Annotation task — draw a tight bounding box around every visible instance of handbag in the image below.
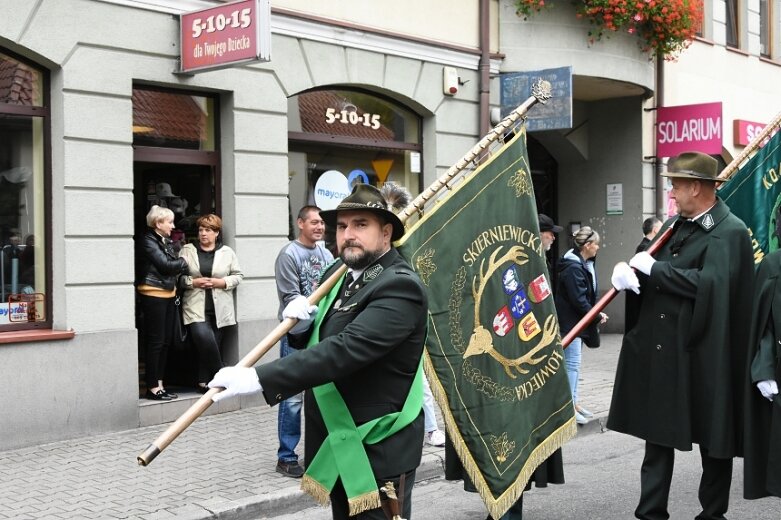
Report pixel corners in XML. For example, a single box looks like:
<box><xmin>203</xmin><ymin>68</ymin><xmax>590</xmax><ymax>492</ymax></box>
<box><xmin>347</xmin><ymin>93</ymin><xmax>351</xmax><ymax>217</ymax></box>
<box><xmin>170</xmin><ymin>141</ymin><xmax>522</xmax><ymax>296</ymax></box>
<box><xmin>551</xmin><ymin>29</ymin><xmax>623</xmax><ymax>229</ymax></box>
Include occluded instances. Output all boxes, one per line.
<box><xmin>584</xmin><ymin>321</ymin><xmax>601</xmax><ymax>349</ymax></box>
<box><xmin>171</xmin><ymin>293</ymin><xmax>189</xmax><ymax>350</ymax></box>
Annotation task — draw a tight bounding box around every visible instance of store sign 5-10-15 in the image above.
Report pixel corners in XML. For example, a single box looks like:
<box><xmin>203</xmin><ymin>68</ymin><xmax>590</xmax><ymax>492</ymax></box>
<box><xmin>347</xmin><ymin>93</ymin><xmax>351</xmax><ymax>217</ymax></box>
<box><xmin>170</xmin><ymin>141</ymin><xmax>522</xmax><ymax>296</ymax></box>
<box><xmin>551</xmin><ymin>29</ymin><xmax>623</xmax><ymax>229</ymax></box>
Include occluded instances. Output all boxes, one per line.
<box><xmin>180</xmin><ymin>0</ymin><xmax>271</xmax><ymax>73</ymax></box>
<box><xmin>191</xmin><ymin>8</ymin><xmax>252</xmax><ymax>38</ymax></box>
<box><xmin>325</xmin><ymin>108</ymin><xmax>381</xmax><ymax>130</ymax></box>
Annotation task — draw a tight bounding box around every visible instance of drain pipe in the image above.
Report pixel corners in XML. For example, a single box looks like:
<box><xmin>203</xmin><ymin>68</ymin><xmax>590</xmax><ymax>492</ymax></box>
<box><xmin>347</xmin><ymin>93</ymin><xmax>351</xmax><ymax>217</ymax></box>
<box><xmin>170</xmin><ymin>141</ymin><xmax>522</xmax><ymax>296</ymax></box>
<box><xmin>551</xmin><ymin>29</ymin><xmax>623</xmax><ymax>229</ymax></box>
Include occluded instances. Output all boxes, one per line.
<box><xmin>479</xmin><ymin>0</ymin><xmax>491</xmax><ymax>137</ymax></box>
<box><xmin>654</xmin><ymin>53</ymin><xmax>665</xmax><ymax>219</ymax></box>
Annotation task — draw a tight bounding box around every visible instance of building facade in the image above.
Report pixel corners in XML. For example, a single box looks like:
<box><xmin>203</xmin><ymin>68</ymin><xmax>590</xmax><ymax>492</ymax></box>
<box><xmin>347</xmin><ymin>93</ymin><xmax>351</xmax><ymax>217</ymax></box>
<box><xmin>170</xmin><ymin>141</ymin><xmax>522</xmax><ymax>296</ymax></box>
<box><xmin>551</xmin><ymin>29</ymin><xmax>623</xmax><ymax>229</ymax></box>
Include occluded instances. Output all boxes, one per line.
<box><xmin>0</xmin><ymin>0</ymin><xmax>500</xmax><ymax>449</ymax></box>
<box><xmin>1</xmin><ymin>0</ymin><xmax>778</xmax><ymax>448</ymax></box>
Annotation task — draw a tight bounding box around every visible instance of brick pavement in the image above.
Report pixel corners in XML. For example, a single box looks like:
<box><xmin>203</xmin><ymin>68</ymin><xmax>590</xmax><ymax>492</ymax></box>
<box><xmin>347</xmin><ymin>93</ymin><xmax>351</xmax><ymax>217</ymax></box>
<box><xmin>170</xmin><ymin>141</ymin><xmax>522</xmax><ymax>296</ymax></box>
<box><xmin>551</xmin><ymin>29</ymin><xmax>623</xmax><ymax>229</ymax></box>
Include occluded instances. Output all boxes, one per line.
<box><xmin>0</xmin><ymin>335</ymin><xmax>622</xmax><ymax>520</ymax></box>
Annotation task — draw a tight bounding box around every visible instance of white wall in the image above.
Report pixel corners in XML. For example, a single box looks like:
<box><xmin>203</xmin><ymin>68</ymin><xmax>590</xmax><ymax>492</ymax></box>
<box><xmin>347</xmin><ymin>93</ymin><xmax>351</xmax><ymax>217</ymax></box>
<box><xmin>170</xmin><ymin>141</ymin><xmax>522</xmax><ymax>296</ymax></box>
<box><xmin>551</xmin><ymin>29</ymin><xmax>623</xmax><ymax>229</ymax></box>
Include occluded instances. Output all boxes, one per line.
<box><xmin>274</xmin><ymin>0</ymin><xmax>487</xmax><ymax>50</ymax></box>
<box><xmin>664</xmin><ymin>40</ymin><xmax>781</xmax><ymax>161</ymax></box>
<box><xmin>0</xmin><ymin>0</ymin><xmax>484</xmax><ymax>447</ymax></box>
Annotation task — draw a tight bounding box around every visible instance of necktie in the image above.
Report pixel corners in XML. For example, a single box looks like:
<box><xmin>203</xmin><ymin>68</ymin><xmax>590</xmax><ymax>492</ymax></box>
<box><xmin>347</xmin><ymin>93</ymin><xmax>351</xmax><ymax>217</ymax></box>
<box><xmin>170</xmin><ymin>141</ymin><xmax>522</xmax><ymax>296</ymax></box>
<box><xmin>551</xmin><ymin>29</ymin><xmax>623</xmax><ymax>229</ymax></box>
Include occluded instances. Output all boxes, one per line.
<box><xmin>341</xmin><ymin>273</ymin><xmax>354</xmax><ymax>299</ymax></box>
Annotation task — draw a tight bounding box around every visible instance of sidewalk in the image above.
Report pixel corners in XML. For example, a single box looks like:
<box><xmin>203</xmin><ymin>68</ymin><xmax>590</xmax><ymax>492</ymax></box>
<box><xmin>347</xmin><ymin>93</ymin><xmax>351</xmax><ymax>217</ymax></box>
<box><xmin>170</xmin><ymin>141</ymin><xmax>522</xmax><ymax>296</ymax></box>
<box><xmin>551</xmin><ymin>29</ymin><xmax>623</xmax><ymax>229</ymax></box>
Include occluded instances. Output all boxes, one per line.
<box><xmin>0</xmin><ymin>335</ymin><xmax>622</xmax><ymax>520</ymax></box>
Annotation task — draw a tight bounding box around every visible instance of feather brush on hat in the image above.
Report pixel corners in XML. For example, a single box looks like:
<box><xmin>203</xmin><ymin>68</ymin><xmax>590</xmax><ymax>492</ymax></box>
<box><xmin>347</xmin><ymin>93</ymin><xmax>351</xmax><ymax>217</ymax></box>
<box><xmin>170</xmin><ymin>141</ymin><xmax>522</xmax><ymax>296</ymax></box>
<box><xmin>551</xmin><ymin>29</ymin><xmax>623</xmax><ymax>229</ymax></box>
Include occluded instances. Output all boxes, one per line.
<box><xmin>380</xmin><ymin>182</ymin><xmax>412</xmax><ymax>212</ymax></box>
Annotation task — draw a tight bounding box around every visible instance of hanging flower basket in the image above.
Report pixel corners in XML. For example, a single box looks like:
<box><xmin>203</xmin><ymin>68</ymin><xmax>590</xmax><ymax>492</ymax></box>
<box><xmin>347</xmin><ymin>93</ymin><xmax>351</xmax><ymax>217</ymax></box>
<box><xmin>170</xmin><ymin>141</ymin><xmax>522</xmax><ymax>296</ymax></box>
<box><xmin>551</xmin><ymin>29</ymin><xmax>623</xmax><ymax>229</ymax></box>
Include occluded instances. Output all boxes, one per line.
<box><xmin>514</xmin><ymin>0</ymin><xmax>703</xmax><ymax>59</ymax></box>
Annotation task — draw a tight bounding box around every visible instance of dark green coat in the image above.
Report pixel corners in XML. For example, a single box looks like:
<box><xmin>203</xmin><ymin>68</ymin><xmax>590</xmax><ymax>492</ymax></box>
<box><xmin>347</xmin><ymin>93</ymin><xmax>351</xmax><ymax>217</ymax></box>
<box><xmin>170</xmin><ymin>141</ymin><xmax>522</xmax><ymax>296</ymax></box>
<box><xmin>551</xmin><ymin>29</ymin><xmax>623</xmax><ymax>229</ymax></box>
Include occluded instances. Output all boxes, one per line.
<box><xmin>744</xmin><ymin>249</ymin><xmax>781</xmax><ymax>499</ymax></box>
<box><xmin>256</xmin><ymin>248</ymin><xmax>428</xmax><ymax>479</ymax></box>
<box><xmin>608</xmin><ymin>199</ymin><xmax>753</xmax><ymax>458</ymax></box>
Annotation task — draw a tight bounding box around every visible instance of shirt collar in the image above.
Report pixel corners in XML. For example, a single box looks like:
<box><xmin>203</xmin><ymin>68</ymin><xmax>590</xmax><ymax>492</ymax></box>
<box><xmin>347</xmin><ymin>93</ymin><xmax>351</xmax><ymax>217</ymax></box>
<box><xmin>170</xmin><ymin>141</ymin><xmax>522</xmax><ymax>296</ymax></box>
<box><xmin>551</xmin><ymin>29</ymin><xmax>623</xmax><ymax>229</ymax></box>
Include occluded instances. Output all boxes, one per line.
<box><xmin>346</xmin><ymin>248</ymin><xmax>391</xmax><ymax>282</ymax></box>
<box><xmin>688</xmin><ymin>202</ymin><xmax>717</xmax><ymax>222</ymax></box>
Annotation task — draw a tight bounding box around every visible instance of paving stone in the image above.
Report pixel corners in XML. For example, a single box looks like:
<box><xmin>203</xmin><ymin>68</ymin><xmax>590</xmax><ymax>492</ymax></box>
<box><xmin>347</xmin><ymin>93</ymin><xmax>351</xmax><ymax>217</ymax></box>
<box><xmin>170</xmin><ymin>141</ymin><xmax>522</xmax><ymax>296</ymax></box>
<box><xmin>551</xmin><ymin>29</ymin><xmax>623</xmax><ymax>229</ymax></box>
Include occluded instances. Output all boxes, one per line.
<box><xmin>0</xmin><ymin>335</ymin><xmax>621</xmax><ymax>519</ymax></box>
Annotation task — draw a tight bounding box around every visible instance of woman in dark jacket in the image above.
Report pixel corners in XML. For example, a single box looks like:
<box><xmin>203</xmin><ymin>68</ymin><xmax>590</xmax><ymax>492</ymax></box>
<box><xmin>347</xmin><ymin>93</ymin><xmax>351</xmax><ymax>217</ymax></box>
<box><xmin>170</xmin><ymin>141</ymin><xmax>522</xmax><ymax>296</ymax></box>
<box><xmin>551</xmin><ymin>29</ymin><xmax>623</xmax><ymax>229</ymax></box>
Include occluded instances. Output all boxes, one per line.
<box><xmin>136</xmin><ymin>205</ymin><xmax>188</xmax><ymax>400</ymax></box>
<box><xmin>554</xmin><ymin>226</ymin><xmax>607</xmax><ymax>424</ymax></box>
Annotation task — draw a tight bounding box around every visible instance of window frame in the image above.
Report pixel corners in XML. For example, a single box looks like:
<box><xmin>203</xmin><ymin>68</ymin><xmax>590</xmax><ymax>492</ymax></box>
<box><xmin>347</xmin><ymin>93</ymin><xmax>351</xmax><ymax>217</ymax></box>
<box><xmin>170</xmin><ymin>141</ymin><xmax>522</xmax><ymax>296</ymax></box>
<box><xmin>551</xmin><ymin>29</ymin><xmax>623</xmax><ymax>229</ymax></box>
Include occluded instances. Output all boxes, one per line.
<box><xmin>131</xmin><ymin>84</ymin><xmax>222</xmax><ymax>217</ymax></box>
<box><xmin>0</xmin><ymin>47</ymin><xmax>52</xmax><ymax>332</ymax></box>
<box><xmin>725</xmin><ymin>0</ymin><xmax>741</xmax><ymax>48</ymax></box>
<box><xmin>287</xmin><ymin>86</ymin><xmax>424</xmax><ymax>196</ymax></box>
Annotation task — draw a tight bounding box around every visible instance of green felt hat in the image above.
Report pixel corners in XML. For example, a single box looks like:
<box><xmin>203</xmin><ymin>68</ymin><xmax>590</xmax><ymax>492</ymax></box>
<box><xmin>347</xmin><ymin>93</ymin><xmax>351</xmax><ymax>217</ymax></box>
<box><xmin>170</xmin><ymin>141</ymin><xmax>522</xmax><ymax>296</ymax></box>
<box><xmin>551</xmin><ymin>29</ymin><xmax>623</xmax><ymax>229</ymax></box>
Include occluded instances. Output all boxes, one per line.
<box><xmin>320</xmin><ymin>184</ymin><xmax>405</xmax><ymax>241</ymax></box>
<box><xmin>662</xmin><ymin>152</ymin><xmax>718</xmax><ymax>181</ymax></box>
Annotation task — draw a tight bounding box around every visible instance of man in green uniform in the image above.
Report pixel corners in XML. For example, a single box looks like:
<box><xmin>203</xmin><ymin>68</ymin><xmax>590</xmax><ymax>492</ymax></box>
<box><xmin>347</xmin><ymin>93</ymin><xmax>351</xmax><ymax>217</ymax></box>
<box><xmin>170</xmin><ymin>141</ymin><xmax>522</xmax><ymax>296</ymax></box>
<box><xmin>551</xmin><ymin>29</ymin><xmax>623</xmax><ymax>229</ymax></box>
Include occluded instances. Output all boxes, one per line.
<box><xmin>608</xmin><ymin>152</ymin><xmax>754</xmax><ymax>520</ymax></box>
<box><xmin>743</xmin><ymin>213</ymin><xmax>781</xmax><ymax>500</ymax></box>
<box><xmin>208</xmin><ymin>184</ymin><xmax>428</xmax><ymax>520</ymax></box>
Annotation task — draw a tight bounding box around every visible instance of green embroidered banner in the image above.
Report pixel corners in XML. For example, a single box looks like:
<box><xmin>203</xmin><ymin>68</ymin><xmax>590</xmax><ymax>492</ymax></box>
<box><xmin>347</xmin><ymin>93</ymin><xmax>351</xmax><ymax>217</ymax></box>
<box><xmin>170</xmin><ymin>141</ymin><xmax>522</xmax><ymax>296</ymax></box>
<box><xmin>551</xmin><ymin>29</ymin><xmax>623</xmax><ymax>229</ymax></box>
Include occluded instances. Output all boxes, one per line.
<box><xmin>719</xmin><ymin>128</ymin><xmax>781</xmax><ymax>263</ymax></box>
<box><xmin>396</xmin><ymin>129</ymin><xmax>576</xmax><ymax>519</ymax></box>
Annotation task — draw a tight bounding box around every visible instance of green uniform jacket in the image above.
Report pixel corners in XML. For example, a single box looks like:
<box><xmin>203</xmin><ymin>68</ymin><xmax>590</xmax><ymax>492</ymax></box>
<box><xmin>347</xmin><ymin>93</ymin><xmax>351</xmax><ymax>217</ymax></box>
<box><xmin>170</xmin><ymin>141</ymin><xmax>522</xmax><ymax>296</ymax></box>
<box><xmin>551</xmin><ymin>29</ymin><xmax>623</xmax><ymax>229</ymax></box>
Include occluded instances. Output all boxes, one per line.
<box><xmin>256</xmin><ymin>248</ymin><xmax>428</xmax><ymax>479</ymax></box>
<box><xmin>744</xmin><ymin>249</ymin><xmax>781</xmax><ymax>499</ymax></box>
<box><xmin>608</xmin><ymin>199</ymin><xmax>753</xmax><ymax>458</ymax></box>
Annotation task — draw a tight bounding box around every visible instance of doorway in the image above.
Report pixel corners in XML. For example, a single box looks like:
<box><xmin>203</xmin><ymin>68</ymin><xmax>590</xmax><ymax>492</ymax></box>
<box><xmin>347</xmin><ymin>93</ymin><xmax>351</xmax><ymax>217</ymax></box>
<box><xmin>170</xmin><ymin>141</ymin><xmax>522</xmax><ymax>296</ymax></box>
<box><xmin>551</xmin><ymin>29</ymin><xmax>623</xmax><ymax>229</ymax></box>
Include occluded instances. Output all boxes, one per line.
<box><xmin>133</xmin><ymin>162</ymin><xmax>217</xmax><ymax>395</ymax></box>
<box><xmin>528</xmin><ymin>135</ymin><xmax>559</xmax><ymax>281</ymax></box>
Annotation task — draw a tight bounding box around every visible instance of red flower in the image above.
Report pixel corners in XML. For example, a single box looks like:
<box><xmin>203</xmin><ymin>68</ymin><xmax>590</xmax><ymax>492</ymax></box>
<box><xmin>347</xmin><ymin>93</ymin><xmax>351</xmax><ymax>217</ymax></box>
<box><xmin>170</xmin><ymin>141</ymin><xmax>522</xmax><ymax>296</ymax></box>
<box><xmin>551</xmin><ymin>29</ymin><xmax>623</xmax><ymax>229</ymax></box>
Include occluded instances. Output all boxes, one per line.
<box><xmin>513</xmin><ymin>0</ymin><xmax>702</xmax><ymax>59</ymax></box>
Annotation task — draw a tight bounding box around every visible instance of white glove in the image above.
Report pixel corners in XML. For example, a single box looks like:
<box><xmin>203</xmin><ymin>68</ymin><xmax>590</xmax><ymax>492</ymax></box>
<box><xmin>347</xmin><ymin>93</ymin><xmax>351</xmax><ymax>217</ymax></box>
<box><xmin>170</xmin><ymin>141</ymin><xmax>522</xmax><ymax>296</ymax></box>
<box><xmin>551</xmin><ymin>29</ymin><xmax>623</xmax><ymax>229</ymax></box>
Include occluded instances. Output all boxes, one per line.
<box><xmin>282</xmin><ymin>295</ymin><xmax>318</xmax><ymax>321</ymax></box>
<box><xmin>629</xmin><ymin>252</ymin><xmax>656</xmax><ymax>276</ymax></box>
<box><xmin>208</xmin><ymin>366</ymin><xmax>262</xmax><ymax>403</ymax></box>
<box><xmin>757</xmin><ymin>379</ymin><xmax>779</xmax><ymax>401</ymax></box>
<box><xmin>611</xmin><ymin>262</ymin><xmax>640</xmax><ymax>294</ymax></box>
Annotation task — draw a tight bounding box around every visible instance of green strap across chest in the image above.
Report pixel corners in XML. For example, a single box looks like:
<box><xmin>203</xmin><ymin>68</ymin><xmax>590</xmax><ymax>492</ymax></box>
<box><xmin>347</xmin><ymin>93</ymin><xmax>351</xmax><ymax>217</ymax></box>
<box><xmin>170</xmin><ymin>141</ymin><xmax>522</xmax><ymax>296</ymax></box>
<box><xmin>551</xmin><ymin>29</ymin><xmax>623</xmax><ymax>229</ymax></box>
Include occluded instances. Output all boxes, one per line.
<box><xmin>301</xmin><ymin>271</ymin><xmax>424</xmax><ymax>516</ymax></box>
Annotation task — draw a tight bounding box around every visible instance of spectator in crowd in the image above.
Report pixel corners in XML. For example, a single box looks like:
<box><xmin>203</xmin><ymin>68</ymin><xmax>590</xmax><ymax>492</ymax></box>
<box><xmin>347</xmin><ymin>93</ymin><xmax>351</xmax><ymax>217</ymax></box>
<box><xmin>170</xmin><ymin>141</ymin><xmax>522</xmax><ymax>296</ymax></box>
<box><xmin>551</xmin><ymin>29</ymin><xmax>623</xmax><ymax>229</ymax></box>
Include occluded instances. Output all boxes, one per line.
<box><xmin>273</xmin><ymin>205</ymin><xmax>333</xmax><ymax>478</ymax></box>
<box><xmin>538</xmin><ymin>213</ymin><xmax>563</xmax><ymax>254</ymax></box>
<box><xmin>555</xmin><ymin>226</ymin><xmax>607</xmax><ymax>425</ymax></box>
<box><xmin>179</xmin><ymin>214</ymin><xmax>243</xmax><ymax>393</ymax></box>
<box><xmin>136</xmin><ymin>205</ymin><xmax>188</xmax><ymax>400</ymax></box>
<box><xmin>422</xmin><ymin>375</ymin><xmax>445</xmax><ymax>447</ymax></box>
<box><xmin>538</xmin><ymin>213</ymin><xmax>562</xmax><ymax>286</ymax></box>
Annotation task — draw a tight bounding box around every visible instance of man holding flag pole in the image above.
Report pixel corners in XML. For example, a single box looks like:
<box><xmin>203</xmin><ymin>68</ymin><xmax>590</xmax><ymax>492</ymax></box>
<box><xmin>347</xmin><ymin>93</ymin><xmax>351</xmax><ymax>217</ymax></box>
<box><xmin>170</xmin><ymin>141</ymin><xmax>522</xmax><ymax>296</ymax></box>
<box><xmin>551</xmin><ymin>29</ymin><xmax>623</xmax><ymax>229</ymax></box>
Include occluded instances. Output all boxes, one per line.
<box><xmin>137</xmin><ymin>80</ymin><xmax>560</xmax><ymax>520</ymax></box>
<box><xmin>609</xmin><ymin>151</ymin><xmax>754</xmax><ymax>520</ymax></box>
<box><xmin>716</xmin><ymin>110</ymin><xmax>781</xmax><ymax>500</ymax></box>
<box><xmin>208</xmin><ymin>183</ymin><xmax>429</xmax><ymax>519</ymax></box>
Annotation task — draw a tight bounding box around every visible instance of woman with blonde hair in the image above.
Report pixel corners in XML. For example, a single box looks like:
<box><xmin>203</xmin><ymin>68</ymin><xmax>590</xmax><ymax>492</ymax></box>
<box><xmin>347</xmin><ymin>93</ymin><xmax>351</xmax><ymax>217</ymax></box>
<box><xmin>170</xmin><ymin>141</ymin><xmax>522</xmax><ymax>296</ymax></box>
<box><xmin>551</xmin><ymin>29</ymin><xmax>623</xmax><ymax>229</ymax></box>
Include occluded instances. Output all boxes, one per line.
<box><xmin>136</xmin><ymin>205</ymin><xmax>189</xmax><ymax>400</ymax></box>
<box><xmin>179</xmin><ymin>214</ymin><xmax>243</xmax><ymax>392</ymax></box>
<box><xmin>554</xmin><ymin>225</ymin><xmax>608</xmax><ymax>424</ymax></box>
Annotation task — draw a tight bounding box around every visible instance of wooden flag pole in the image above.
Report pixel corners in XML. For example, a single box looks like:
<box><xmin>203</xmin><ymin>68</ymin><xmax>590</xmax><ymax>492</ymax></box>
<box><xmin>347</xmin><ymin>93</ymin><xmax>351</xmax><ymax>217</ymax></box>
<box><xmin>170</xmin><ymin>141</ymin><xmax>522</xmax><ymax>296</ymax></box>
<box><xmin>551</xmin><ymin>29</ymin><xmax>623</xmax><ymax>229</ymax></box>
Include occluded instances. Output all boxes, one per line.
<box><xmin>137</xmin><ymin>80</ymin><xmax>553</xmax><ymax>466</ymax></box>
<box><xmin>562</xmin><ymin>108</ymin><xmax>781</xmax><ymax>348</ymax></box>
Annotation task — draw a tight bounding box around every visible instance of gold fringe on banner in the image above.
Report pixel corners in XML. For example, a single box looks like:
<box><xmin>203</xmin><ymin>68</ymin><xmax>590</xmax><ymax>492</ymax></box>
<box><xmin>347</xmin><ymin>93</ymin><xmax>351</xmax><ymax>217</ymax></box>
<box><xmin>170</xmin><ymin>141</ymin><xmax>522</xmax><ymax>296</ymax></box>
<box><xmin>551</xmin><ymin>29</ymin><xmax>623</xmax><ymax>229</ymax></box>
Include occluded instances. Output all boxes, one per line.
<box><xmin>424</xmin><ymin>352</ymin><xmax>578</xmax><ymax>519</ymax></box>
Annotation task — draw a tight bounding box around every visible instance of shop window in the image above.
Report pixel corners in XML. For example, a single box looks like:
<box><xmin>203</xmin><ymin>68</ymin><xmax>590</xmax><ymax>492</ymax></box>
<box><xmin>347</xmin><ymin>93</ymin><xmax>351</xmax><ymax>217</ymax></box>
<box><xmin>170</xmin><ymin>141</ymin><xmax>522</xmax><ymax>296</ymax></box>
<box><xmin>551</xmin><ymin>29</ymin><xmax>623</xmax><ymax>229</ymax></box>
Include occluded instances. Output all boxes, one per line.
<box><xmin>132</xmin><ymin>86</ymin><xmax>219</xmax><ymax>244</ymax></box>
<box><xmin>132</xmin><ymin>88</ymin><xmax>215</xmax><ymax>151</ymax></box>
<box><xmin>0</xmin><ymin>49</ymin><xmax>49</xmax><ymax>330</ymax></box>
<box><xmin>287</xmin><ymin>88</ymin><xmax>423</xmax><ymax>229</ymax></box>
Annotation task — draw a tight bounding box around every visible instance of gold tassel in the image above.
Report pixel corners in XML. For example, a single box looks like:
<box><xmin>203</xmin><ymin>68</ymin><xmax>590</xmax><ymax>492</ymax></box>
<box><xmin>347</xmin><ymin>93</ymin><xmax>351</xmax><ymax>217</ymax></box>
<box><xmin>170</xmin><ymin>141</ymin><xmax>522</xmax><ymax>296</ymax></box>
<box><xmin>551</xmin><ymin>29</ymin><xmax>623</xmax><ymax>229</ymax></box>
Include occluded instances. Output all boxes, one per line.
<box><xmin>424</xmin><ymin>351</ymin><xmax>578</xmax><ymax>520</ymax></box>
<box><xmin>301</xmin><ymin>474</ymin><xmax>331</xmax><ymax>507</ymax></box>
<box><xmin>347</xmin><ymin>490</ymin><xmax>382</xmax><ymax>516</ymax></box>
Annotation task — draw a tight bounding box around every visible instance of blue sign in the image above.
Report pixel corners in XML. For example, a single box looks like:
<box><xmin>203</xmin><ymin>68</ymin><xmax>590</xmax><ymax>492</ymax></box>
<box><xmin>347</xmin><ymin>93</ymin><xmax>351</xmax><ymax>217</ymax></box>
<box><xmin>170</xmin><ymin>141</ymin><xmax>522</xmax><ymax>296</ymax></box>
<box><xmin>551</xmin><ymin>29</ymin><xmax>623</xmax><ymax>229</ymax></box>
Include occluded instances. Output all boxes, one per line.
<box><xmin>347</xmin><ymin>169</ymin><xmax>370</xmax><ymax>187</ymax></box>
<box><xmin>500</xmin><ymin>66</ymin><xmax>573</xmax><ymax>131</ymax></box>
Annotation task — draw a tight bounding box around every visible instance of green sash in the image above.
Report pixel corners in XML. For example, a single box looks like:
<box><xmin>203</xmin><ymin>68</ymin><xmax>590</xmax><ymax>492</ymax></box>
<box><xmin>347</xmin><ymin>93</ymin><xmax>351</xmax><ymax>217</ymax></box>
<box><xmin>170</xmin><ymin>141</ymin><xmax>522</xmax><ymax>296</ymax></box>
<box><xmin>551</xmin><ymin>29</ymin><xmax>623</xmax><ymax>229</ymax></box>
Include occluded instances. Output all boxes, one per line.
<box><xmin>301</xmin><ymin>272</ymin><xmax>424</xmax><ymax>516</ymax></box>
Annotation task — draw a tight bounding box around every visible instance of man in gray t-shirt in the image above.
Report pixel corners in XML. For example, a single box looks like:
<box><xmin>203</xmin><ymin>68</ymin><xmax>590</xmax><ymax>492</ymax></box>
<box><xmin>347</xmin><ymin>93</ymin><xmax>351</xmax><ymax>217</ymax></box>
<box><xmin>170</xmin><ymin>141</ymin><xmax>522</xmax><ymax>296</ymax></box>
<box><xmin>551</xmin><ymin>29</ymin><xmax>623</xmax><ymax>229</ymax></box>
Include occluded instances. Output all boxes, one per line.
<box><xmin>273</xmin><ymin>205</ymin><xmax>333</xmax><ymax>478</ymax></box>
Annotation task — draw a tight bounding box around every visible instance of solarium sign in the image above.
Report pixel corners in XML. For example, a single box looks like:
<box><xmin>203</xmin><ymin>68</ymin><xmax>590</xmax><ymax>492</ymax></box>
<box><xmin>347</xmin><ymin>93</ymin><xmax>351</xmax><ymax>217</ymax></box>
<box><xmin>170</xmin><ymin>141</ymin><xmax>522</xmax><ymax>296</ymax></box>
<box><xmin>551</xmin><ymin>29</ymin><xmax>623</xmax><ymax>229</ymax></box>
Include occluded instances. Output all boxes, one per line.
<box><xmin>657</xmin><ymin>102</ymin><xmax>722</xmax><ymax>158</ymax></box>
